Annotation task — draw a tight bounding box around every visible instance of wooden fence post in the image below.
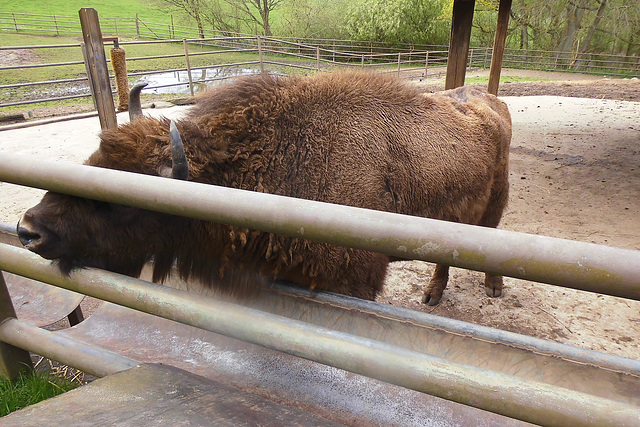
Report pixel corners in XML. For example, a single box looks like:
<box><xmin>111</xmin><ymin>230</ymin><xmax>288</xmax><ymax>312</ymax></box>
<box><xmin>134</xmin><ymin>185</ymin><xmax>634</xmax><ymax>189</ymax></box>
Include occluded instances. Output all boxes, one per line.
<box><xmin>316</xmin><ymin>46</ymin><xmax>320</xmax><ymax>72</ymax></box>
<box><xmin>257</xmin><ymin>36</ymin><xmax>264</xmax><ymax>73</ymax></box>
<box><xmin>425</xmin><ymin>51</ymin><xmax>429</xmax><ymax>79</ymax></box>
<box><xmin>79</xmin><ymin>8</ymin><xmax>117</xmax><ymax>130</ymax></box>
<box><xmin>0</xmin><ymin>272</ymin><xmax>33</xmax><ymax>380</ymax></box>
<box><xmin>183</xmin><ymin>39</ymin><xmax>194</xmax><ymax>96</ymax></box>
<box><xmin>397</xmin><ymin>52</ymin><xmax>402</xmax><ymax>77</ymax></box>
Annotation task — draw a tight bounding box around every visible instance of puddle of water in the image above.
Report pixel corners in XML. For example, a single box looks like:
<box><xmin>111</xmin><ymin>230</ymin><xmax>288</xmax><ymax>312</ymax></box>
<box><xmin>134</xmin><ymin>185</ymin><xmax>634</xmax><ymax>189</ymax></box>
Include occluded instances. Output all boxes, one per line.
<box><xmin>139</xmin><ymin>67</ymin><xmax>261</xmax><ymax>94</ymax></box>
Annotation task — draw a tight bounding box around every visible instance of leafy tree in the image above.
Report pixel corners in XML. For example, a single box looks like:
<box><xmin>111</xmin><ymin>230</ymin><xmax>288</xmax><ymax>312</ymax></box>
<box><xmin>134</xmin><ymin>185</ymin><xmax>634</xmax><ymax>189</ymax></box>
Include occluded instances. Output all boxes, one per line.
<box><xmin>345</xmin><ymin>0</ymin><xmax>450</xmax><ymax>46</ymax></box>
<box><xmin>278</xmin><ymin>0</ymin><xmax>349</xmax><ymax>39</ymax></box>
<box><xmin>508</xmin><ymin>0</ymin><xmax>640</xmax><ymax>56</ymax></box>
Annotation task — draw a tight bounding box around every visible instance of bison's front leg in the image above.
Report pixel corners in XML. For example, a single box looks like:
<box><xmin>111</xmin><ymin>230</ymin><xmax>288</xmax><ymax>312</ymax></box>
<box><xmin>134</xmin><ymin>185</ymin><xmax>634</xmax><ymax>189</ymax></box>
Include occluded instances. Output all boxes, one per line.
<box><xmin>422</xmin><ymin>264</ymin><xmax>449</xmax><ymax>306</ymax></box>
<box><xmin>484</xmin><ymin>273</ymin><xmax>503</xmax><ymax>298</ymax></box>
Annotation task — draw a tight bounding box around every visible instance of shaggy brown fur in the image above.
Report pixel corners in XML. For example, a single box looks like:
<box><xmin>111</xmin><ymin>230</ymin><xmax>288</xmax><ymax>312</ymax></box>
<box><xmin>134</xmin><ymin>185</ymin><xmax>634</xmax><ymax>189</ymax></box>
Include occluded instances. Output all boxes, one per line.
<box><xmin>18</xmin><ymin>71</ymin><xmax>511</xmax><ymax>304</ymax></box>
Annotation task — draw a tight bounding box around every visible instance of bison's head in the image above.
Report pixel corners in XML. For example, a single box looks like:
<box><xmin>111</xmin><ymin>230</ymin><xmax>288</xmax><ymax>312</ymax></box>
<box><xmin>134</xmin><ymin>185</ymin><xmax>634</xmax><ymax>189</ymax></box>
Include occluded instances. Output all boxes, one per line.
<box><xmin>17</xmin><ymin>87</ymin><xmax>192</xmax><ymax>280</ymax></box>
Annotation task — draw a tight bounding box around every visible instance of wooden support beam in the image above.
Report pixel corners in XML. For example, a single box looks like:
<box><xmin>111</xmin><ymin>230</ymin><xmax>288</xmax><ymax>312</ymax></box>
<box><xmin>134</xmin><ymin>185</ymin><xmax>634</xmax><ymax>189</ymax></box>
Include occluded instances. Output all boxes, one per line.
<box><xmin>79</xmin><ymin>8</ymin><xmax>117</xmax><ymax>130</ymax></box>
<box><xmin>445</xmin><ymin>0</ymin><xmax>476</xmax><ymax>90</ymax></box>
<box><xmin>488</xmin><ymin>0</ymin><xmax>513</xmax><ymax>95</ymax></box>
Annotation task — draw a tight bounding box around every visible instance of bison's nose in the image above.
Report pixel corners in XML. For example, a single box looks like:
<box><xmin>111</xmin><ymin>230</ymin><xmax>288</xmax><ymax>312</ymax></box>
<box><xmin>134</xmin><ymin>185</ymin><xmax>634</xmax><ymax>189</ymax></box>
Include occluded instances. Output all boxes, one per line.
<box><xmin>17</xmin><ymin>223</ymin><xmax>42</xmax><ymax>248</ymax></box>
<box><xmin>17</xmin><ymin>215</ymin><xmax>63</xmax><ymax>260</ymax></box>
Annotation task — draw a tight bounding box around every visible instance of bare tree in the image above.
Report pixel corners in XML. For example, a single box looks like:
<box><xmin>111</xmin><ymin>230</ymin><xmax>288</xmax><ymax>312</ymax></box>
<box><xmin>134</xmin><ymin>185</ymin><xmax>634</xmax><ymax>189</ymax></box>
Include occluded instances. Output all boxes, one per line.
<box><xmin>225</xmin><ymin>0</ymin><xmax>283</xmax><ymax>36</ymax></box>
<box><xmin>160</xmin><ymin>0</ymin><xmax>209</xmax><ymax>37</ymax></box>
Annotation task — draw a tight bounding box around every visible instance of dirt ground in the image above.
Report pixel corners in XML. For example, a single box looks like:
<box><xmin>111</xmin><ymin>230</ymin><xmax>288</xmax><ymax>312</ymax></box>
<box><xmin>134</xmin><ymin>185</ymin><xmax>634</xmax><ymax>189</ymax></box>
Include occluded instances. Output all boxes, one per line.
<box><xmin>0</xmin><ymin>69</ymin><xmax>639</xmax><ymax>362</ymax></box>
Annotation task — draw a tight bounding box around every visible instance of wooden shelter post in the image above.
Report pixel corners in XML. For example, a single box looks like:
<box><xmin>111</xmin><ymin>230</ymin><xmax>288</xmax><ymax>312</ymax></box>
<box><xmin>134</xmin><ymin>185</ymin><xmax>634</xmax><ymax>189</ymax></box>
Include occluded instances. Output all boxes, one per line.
<box><xmin>487</xmin><ymin>0</ymin><xmax>513</xmax><ymax>95</ymax></box>
<box><xmin>445</xmin><ymin>0</ymin><xmax>476</xmax><ymax>89</ymax></box>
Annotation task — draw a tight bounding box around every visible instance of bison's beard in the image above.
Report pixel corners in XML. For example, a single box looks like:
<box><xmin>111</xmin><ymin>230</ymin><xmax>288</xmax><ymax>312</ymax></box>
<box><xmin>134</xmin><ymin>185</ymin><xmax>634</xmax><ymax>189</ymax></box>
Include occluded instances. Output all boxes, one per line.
<box><xmin>55</xmin><ymin>253</ymin><xmax>149</xmax><ymax>280</ymax></box>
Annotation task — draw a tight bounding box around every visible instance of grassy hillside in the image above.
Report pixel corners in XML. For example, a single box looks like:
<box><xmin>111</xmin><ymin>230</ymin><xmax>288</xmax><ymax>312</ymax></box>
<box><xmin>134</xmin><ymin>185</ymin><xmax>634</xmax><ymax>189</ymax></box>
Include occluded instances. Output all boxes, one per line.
<box><xmin>0</xmin><ymin>0</ymin><xmax>172</xmax><ymax>25</ymax></box>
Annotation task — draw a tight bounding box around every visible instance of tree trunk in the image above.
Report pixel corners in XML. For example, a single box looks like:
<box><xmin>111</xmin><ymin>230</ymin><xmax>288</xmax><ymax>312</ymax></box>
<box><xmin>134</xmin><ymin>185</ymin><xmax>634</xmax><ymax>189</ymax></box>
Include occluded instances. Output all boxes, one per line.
<box><xmin>518</xmin><ymin>0</ymin><xmax>528</xmax><ymax>50</ymax></box>
<box><xmin>261</xmin><ymin>0</ymin><xmax>272</xmax><ymax>36</ymax></box>
<box><xmin>572</xmin><ymin>0</ymin><xmax>607</xmax><ymax>70</ymax></box>
<box><xmin>557</xmin><ymin>0</ymin><xmax>589</xmax><ymax>67</ymax></box>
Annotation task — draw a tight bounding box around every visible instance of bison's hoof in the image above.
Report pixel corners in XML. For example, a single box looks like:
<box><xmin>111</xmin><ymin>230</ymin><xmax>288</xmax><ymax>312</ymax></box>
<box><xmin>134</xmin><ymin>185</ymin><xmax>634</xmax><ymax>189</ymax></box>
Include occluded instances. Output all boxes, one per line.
<box><xmin>484</xmin><ymin>285</ymin><xmax>503</xmax><ymax>298</ymax></box>
<box><xmin>421</xmin><ymin>290</ymin><xmax>442</xmax><ymax>306</ymax></box>
<box><xmin>484</xmin><ymin>275</ymin><xmax>503</xmax><ymax>298</ymax></box>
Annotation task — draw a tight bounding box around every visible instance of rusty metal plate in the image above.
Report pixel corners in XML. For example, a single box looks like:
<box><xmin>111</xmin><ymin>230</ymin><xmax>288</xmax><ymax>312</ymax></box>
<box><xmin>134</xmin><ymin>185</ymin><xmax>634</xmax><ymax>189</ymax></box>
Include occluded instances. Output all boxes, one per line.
<box><xmin>4</xmin><ymin>272</ymin><xmax>84</xmax><ymax>327</ymax></box>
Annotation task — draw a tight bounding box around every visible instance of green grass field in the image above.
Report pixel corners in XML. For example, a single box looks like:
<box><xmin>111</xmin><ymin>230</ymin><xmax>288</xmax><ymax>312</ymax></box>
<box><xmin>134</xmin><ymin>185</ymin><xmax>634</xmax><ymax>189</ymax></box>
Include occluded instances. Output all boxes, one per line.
<box><xmin>0</xmin><ymin>0</ymin><xmax>172</xmax><ymax>24</ymax></box>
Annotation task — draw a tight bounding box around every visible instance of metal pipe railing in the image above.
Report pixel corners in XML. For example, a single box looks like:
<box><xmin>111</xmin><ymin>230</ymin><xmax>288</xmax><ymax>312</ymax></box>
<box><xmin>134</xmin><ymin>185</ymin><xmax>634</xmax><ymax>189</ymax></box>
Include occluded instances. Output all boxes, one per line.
<box><xmin>0</xmin><ymin>317</ymin><xmax>139</xmax><ymax>377</ymax></box>
<box><xmin>0</xmin><ymin>152</ymin><xmax>638</xmax><ymax>301</ymax></box>
<box><xmin>0</xmin><ymin>243</ymin><xmax>637</xmax><ymax>426</ymax></box>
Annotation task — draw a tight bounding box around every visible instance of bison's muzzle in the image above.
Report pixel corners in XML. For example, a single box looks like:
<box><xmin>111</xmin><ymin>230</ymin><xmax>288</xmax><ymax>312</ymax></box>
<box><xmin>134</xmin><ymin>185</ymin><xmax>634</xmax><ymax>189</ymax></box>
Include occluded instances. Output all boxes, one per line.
<box><xmin>17</xmin><ymin>214</ymin><xmax>64</xmax><ymax>260</ymax></box>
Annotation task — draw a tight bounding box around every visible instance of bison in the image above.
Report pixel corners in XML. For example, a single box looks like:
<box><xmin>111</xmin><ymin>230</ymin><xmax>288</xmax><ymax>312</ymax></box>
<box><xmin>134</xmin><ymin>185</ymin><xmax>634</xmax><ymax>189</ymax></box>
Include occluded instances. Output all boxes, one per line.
<box><xmin>17</xmin><ymin>71</ymin><xmax>511</xmax><ymax>305</ymax></box>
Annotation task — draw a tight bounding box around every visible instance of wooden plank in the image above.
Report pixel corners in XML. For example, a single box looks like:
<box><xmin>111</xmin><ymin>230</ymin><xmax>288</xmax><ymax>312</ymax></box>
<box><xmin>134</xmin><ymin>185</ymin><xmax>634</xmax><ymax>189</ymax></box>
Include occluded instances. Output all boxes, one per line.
<box><xmin>3</xmin><ymin>364</ymin><xmax>344</xmax><ymax>426</ymax></box>
<box><xmin>445</xmin><ymin>0</ymin><xmax>476</xmax><ymax>89</ymax></box>
<box><xmin>78</xmin><ymin>8</ymin><xmax>117</xmax><ymax>130</ymax></box>
<box><xmin>488</xmin><ymin>0</ymin><xmax>513</xmax><ymax>95</ymax></box>
<box><xmin>0</xmin><ymin>272</ymin><xmax>32</xmax><ymax>380</ymax></box>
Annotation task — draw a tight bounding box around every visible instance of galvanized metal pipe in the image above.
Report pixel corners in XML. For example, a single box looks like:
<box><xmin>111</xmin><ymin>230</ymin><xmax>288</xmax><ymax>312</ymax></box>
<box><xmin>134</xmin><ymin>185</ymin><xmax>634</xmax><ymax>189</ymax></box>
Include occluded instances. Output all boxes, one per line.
<box><xmin>0</xmin><ymin>245</ymin><xmax>638</xmax><ymax>426</ymax></box>
<box><xmin>0</xmin><ymin>317</ymin><xmax>139</xmax><ymax>378</ymax></box>
<box><xmin>0</xmin><ymin>153</ymin><xmax>638</xmax><ymax>300</ymax></box>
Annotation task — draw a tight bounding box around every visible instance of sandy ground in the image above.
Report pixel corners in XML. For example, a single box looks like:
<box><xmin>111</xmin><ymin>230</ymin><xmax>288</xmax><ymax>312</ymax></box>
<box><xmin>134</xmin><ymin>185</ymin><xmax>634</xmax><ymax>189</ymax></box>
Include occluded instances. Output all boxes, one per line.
<box><xmin>0</xmin><ymin>79</ymin><xmax>639</xmax><ymax>362</ymax></box>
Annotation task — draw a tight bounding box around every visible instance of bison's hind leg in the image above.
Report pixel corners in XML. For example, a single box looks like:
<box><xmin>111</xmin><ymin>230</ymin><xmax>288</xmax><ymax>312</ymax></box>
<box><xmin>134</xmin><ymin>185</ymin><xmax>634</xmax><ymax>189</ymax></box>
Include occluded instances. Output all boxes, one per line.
<box><xmin>479</xmin><ymin>170</ymin><xmax>508</xmax><ymax>299</ymax></box>
<box><xmin>422</xmin><ymin>264</ymin><xmax>449</xmax><ymax>306</ymax></box>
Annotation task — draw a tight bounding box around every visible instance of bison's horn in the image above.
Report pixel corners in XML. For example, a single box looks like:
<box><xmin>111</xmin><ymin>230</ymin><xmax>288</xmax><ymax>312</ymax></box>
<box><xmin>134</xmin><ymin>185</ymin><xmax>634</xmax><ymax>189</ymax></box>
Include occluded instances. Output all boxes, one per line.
<box><xmin>129</xmin><ymin>82</ymin><xmax>148</xmax><ymax>121</ymax></box>
<box><xmin>169</xmin><ymin>120</ymin><xmax>189</xmax><ymax>180</ymax></box>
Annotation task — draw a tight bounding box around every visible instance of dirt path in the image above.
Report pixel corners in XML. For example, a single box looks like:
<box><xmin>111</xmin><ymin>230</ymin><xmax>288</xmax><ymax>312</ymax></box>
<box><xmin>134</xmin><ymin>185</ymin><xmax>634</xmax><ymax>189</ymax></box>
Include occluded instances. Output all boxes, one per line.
<box><xmin>1</xmin><ymin>72</ymin><xmax>639</xmax><ymax>362</ymax></box>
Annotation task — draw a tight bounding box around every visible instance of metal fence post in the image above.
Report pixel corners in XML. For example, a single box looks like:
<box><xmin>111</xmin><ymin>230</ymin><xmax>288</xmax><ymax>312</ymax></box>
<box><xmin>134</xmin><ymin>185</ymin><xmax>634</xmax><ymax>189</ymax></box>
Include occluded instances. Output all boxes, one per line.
<box><xmin>183</xmin><ymin>39</ymin><xmax>194</xmax><ymax>96</ymax></box>
<box><xmin>0</xmin><ymin>272</ymin><xmax>33</xmax><ymax>380</ymax></box>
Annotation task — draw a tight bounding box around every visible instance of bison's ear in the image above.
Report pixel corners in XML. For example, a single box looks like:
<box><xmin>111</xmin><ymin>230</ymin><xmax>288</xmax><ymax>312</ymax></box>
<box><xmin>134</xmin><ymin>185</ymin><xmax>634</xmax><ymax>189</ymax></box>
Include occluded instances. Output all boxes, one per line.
<box><xmin>169</xmin><ymin>120</ymin><xmax>189</xmax><ymax>180</ymax></box>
